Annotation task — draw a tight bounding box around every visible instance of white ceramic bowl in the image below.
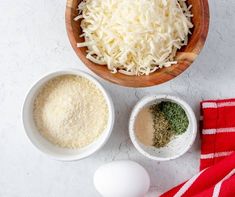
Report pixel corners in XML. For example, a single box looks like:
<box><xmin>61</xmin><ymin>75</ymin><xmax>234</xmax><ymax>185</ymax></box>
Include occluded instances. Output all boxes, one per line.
<box><xmin>23</xmin><ymin>69</ymin><xmax>115</xmax><ymax>161</ymax></box>
<box><xmin>129</xmin><ymin>95</ymin><xmax>197</xmax><ymax>161</ymax></box>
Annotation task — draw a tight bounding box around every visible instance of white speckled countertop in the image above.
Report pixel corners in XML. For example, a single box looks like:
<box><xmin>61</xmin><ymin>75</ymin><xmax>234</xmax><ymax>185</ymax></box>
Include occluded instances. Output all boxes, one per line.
<box><xmin>0</xmin><ymin>1</ymin><xmax>235</xmax><ymax>196</ymax></box>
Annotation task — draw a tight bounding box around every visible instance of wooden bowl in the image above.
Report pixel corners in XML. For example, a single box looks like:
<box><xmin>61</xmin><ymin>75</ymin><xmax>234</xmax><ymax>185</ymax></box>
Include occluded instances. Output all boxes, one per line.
<box><xmin>66</xmin><ymin>0</ymin><xmax>209</xmax><ymax>87</ymax></box>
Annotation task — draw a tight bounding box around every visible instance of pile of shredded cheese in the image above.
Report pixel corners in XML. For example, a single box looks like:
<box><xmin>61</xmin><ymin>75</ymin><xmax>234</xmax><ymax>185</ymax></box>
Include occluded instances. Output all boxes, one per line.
<box><xmin>33</xmin><ymin>75</ymin><xmax>108</xmax><ymax>149</ymax></box>
<box><xmin>75</xmin><ymin>0</ymin><xmax>193</xmax><ymax>76</ymax></box>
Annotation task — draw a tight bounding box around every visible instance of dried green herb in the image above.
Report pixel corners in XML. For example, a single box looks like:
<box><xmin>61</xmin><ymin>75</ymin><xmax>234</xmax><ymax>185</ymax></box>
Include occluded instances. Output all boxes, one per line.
<box><xmin>149</xmin><ymin>101</ymin><xmax>189</xmax><ymax>148</ymax></box>
<box><xmin>159</xmin><ymin>101</ymin><xmax>189</xmax><ymax>135</ymax></box>
<box><xmin>149</xmin><ymin>104</ymin><xmax>173</xmax><ymax>148</ymax></box>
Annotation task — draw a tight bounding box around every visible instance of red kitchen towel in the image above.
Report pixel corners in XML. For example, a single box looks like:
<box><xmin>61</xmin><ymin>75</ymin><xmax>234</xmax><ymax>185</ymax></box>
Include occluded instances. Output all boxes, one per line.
<box><xmin>200</xmin><ymin>99</ymin><xmax>235</xmax><ymax>170</ymax></box>
<box><xmin>160</xmin><ymin>99</ymin><xmax>235</xmax><ymax>197</ymax></box>
<box><xmin>160</xmin><ymin>153</ymin><xmax>235</xmax><ymax>197</ymax></box>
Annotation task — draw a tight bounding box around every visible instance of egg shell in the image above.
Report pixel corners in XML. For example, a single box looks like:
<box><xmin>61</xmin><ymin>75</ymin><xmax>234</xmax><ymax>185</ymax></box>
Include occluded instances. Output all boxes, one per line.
<box><xmin>94</xmin><ymin>160</ymin><xmax>150</xmax><ymax>197</ymax></box>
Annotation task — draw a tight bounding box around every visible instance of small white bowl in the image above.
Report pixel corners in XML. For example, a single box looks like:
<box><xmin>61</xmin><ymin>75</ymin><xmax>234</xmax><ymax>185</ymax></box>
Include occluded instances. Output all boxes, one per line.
<box><xmin>23</xmin><ymin>69</ymin><xmax>115</xmax><ymax>161</ymax></box>
<box><xmin>129</xmin><ymin>95</ymin><xmax>197</xmax><ymax>161</ymax></box>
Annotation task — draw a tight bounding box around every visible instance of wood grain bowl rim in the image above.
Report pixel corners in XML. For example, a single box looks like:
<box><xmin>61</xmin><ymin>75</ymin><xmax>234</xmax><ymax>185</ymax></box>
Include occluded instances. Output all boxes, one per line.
<box><xmin>65</xmin><ymin>0</ymin><xmax>210</xmax><ymax>88</ymax></box>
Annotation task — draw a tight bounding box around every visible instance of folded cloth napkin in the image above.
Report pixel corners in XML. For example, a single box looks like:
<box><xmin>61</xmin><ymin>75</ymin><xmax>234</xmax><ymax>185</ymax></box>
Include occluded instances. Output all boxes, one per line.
<box><xmin>160</xmin><ymin>99</ymin><xmax>235</xmax><ymax>197</ymax></box>
<box><xmin>200</xmin><ymin>99</ymin><xmax>235</xmax><ymax>170</ymax></box>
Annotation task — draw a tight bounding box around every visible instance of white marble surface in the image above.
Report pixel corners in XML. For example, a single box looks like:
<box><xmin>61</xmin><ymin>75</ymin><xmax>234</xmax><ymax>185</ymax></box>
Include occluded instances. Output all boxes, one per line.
<box><xmin>0</xmin><ymin>1</ymin><xmax>235</xmax><ymax>196</ymax></box>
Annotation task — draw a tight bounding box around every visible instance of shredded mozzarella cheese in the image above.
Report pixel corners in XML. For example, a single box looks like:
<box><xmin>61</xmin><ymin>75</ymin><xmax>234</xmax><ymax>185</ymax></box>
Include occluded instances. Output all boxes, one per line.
<box><xmin>75</xmin><ymin>0</ymin><xmax>193</xmax><ymax>76</ymax></box>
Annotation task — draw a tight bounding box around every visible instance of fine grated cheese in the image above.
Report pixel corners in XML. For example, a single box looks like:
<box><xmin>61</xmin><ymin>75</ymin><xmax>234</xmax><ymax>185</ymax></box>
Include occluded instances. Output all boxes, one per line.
<box><xmin>75</xmin><ymin>0</ymin><xmax>193</xmax><ymax>76</ymax></box>
<box><xmin>33</xmin><ymin>75</ymin><xmax>108</xmax><ymax>149</ymax></box>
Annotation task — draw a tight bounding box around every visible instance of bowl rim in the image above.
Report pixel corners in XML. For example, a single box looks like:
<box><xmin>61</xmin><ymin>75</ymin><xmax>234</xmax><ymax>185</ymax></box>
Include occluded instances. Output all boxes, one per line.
<box><xmin>65</xmin><ymin>0</ymin><xmax>210</xmax><ymax>87</ymax></box>
<box><xmin>129</xmin><ymin>94</ymin><xmax>197</xmax><ymax>161</ymax></box>
<box><xmin>22</xmin><ymin>69</ymin><xmax>115</xmax><ymax>161</ymax></box>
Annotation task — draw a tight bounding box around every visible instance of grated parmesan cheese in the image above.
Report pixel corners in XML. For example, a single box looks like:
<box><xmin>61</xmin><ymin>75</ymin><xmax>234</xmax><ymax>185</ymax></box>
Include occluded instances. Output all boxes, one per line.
<box><xmin>33</xmin><ymin>75</ymin><xmax>108</xmax><ymax>149</ymax></box>
<box><xmin>75</xmin><ymin>0</ymin><xmax>193</xmax><ymax>76</ymax></box>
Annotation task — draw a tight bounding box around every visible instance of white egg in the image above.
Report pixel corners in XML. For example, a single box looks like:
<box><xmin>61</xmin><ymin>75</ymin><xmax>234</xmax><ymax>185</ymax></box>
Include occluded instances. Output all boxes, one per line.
<box><xmin>93</xmin><ymin>160</ymin><xmax>150</xmax><ymax>197</ymax></box>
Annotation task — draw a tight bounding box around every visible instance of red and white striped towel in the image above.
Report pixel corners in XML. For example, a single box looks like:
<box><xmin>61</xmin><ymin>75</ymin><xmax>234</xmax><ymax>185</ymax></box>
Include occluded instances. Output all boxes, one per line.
<box><xmin>160</xmin><ymin>99</ymin><xmax>235</xmax><ymax>197</ymax></box>
<box><xmin>200</xmin><ymin>99</ymin><xmax>235</xmax><ymax>170</ymax></box>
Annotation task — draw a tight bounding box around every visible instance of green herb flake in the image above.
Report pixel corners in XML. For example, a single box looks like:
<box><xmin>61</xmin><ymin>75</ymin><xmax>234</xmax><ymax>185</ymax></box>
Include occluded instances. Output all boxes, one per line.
<box><xmin>149</xmin><ymin>104</ymin><xmax>173</xmax><ymax>148</ymax></box>
<box><xmin>149</xmin><ymin>101</ymin><xmax>189</xmax><ymax>148</ymax></box>
<box><xmin>159</xmin><ymin>101</ymin><xmax>189</xmax><ymax>135</ymax></box>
